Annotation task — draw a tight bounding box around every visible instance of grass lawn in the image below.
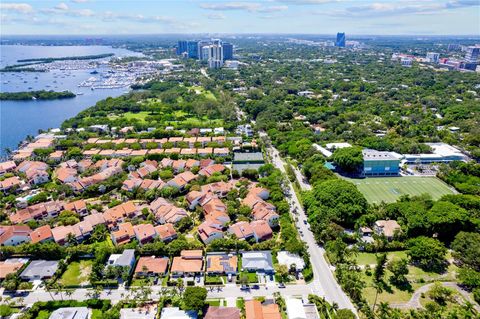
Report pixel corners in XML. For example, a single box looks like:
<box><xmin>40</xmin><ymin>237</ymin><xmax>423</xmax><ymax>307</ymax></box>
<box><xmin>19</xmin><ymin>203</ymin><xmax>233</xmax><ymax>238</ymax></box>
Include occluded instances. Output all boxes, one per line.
<box><xmin>362</xmin><ymin>269</ymin><xmax>424</xmax><ymax>304</ymax></box>
<box><xmin>189</xmin><ymin>86</ymin><xmax>217</xmax><ymax>101</ymax></box>
<box><xmin>130</xmin><ymin>278</ymin><xmax>154</xmax><ymax>287</ymax></box>
<box><xmin>239</xmin><ymin>272</ymin><xmax>259</xmax><ymax>284</ymax></box>
<box><xmin>356</xmin><ymin>251</ymin><xmax>408</xmax><ymax>265</ymax></box>
<box><xmin>37</xmin><ymin>310</ymin><xmax>51</xmax><ymax>319</ymax></box>
<box><xmin>58</xmin><ymin>260</ymin><xmax>92</xmax><ymax>287</ymax></box>
<box><xmin>206</xmin><ymin>299</ymin><xmax>221</xmax><ymax>306</ymax></box>
<box><xmin>122</xmin><ymin>111</ymin><xmax>151</xmax><ymax>121</ymax></box>
<box><xmin>360</xmin><ymin>251</ymin><xmax>459</xmax><ymax>306</ymax></box>
<box><xmin>91</xmin><ymin>309</ymin><xmax>103</xmax><ymax>319</ymax></box>
<box><xmin>343</xmin><ymin>176</ymin><xmax>455</xmax><ymax>203</ymax></box>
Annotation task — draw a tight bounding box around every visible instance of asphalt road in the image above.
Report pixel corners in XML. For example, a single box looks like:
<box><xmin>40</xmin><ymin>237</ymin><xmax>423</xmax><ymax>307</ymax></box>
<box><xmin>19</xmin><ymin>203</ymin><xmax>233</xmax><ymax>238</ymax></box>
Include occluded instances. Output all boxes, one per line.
<box><xmin>260</xmin><ymin>132</ymin><xmax>356</xmax><ymax>313</ymax></box>
<box><xmin>3</xmin><ymin>283</ymin><xmax>313</xmax><ymax>305</ymax></box>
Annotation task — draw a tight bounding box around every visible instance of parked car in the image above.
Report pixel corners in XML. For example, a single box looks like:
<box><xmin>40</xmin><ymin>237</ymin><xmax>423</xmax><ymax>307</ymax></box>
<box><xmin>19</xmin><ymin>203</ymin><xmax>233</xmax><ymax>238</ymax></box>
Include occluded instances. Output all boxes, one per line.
<box><xmin>278</xmin><ymin>283</ymin><xmax>286</xmax><ymax>288</ymax></box>
<box><xmin>303</xmin><ymin>220</ymin><xmax>308</xmax><ymax>225</ymax></box>
<box><xmin>251</xmin><ymin>284</ymin><xmax>260</xmax><ymax>289</ymax></box>
<box><xmin>240</xmin><ymin>285</ymin><xmax>250</xmax><ymax>291</ymax></box>
<box><xmin>227</xmin><ymin>274</ymin><xmax>233</xmax><ymax>282</ymax></box>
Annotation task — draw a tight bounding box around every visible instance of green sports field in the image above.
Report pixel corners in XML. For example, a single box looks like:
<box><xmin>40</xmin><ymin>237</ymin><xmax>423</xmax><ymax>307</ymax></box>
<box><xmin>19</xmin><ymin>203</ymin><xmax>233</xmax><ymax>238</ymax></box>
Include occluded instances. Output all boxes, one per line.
<box><xmin>344</xmin><ymin>176</ymin><xmax>456</xmax><ymax>203</ymax></box>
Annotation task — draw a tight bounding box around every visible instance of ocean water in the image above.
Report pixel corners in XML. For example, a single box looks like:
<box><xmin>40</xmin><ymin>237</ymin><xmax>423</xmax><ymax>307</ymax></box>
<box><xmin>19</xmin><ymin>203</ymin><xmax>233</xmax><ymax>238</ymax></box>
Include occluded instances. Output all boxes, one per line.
<box><xmin>0</xmin><ymin>45</ymin><xmax>141</xmax><ymax>156</ymax></box>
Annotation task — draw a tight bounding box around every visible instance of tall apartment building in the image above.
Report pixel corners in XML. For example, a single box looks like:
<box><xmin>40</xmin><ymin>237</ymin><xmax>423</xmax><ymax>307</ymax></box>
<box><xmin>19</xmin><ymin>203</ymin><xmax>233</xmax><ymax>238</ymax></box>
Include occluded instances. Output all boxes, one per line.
<box><xmin>336</xmin><ymin>32</ymin><xmax>346</xmax><ymax>47</ymax></box>
<box><xmin>223</xmin><ymin>42</ymin><xmax>233</xmax><ymax>60</ymax></box>
<box><xmin>465</xmin><ymin>46</ymin><xmax>480</xmax><ymax>63</ymax></box>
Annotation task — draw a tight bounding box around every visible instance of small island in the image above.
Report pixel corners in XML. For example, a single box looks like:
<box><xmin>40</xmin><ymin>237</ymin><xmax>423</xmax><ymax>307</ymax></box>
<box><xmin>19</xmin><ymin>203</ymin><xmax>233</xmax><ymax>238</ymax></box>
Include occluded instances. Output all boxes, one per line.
<box><xmin>17</xmin><ymin>53</ymin><xmax>115</xmax><ymax>63</ymax></box>
<box><xmin>0</xmin><ymin>90</ymin><xmax>76</xmax><ymax>101</ymax></box>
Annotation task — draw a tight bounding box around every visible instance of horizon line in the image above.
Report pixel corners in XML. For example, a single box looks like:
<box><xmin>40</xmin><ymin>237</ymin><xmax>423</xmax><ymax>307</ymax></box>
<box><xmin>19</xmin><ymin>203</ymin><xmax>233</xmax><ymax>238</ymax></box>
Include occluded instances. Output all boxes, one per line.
<box><xmin>1</xmin><ymin>33</ymin><xmax>480</xmax><ymax>38</ymax></box>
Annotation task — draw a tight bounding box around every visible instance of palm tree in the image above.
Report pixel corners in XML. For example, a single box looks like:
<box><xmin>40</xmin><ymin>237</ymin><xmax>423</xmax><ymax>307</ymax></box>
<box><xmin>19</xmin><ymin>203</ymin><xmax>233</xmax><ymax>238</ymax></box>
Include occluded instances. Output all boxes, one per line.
<box><xmin>65</xmin><ymin>289</ymin><xmax>74</xmax><ymax>300</ymax></box>
<box><xmin>372</xmin><ymin>281</ymin><xmax>383</xmax><ymax>314</ymax></box>
<box><xmin>377</xmin><ymin>302</ymin><xmax>391</xmax><ymax>319</ymax></box>
<box><xmin>44</xmin><ymin>280</ymin><xmax>55</xmax><ymax>301</ymax></box>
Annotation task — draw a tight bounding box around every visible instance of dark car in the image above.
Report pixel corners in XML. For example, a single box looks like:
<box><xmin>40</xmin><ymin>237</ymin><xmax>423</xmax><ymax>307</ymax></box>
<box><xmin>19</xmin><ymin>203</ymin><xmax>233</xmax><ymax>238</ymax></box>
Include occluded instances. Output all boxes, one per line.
<box><xmin>240</xmin><ymin>285</ymin><xmax>250</xmax><ymax>291</ymax></box>
<box><xmin>303</xmin><ymin>220</ymin><xmax>308</xmax><ymax>225</ymax></box>
<box><xmin>251</xmin><ymin>284</ymin><xmax>260</xmax><ymax>289</ymax></box>
<box><xmin>278</xmin><ymin>283</ymin><xmax>286</xmax><ymax>288</ymax></box>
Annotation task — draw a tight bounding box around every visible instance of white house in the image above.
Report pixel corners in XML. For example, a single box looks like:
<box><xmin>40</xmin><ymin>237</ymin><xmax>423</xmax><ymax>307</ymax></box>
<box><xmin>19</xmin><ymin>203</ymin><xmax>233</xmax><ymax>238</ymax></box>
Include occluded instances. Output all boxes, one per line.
<box><xmin>286</xmin><ymin>298</ymin><xmax>307</xmax><ymax>319</ymax></box>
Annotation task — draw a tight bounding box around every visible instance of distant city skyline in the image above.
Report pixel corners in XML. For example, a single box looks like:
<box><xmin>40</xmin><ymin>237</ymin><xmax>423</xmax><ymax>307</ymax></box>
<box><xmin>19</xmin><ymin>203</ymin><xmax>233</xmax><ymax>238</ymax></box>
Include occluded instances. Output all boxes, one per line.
<box><xmin>1</xmin><ymin>0</ymin><xmax>479</xmax><ymax>36</ymax></box>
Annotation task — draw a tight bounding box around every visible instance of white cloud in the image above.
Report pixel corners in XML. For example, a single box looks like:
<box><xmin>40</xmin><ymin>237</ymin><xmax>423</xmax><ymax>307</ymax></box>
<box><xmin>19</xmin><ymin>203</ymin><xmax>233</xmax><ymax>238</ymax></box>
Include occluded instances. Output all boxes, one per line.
<box><xmin>200</xmin><ymin>2</ymin><xmax>261</xmax><ymax>12</ymax></box>
<box><xmin>55</xmin><ymin>3</ymin><xmax>69</xmax><ymax>11</ymax></box>
<box><xmin>0</xmin><ymin>3</ymin><xmax>33</xmax><ymax>14</ymax></box>
<box><xmin>258</xmin><ymin>5</ymin><xmax>288</xmax><ymax>13</ymax></box>
<box><xmin>320</xmin><ymin>0</ymin><xmax>480</xmax><ymax>17</ymax></box>
<box><xmin>204</xmin><ymin>13</ymin><xmax>226</xmax><ymax>20</ymax></box>
<box><xmin>276</xmin><ymin>0</ymin><xmax>338</xmax><ymax>4</ymax></box>
<box><xmin>200</xmin><ymin>2</ymin><xmax>288</xmax><ymax>13</ymax></box>
<box><xmin>71</xmin><ymin>0</ymin><xmax>89</xmax><ymax>3</ymax></box>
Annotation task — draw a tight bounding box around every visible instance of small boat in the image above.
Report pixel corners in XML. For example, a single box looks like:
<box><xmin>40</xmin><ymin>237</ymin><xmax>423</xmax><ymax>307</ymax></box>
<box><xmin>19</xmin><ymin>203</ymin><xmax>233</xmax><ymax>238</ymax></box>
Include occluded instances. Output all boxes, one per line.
<box><xmin>76</xmin><ymin>92</ymin><xmax>84</xmax><ymax>95</ymax></box>
<box><xmin>32</xmin><ymin>97</ymin><xmax>37</xmax><ymax>100</ymax></box>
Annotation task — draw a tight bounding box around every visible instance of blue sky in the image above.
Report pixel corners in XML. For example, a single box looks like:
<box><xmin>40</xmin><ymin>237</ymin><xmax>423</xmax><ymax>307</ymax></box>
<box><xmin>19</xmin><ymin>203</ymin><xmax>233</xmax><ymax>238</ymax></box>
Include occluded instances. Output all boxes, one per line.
<box><xmin>1</xmin><ymin>0</ymin><xmax>479</xmax><ymax>35</ymax></box>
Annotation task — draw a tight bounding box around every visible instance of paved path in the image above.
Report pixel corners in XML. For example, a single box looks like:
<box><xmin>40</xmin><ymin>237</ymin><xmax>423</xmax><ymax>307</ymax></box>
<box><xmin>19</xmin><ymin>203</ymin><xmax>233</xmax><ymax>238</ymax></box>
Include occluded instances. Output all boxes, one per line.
<box><xmin>291</xmin><ymin>164</ymin><xmax>312</xmax><ymax>191</ymax></box>
<box><xmin>390</xmin><ymin>282</ymin><xmax>480</xmax><ymax>311</ymax></box>
<box><xmin>259</xmin><ymin>131</ymin><xmax>356</xmax><ymax>314</ymax></box>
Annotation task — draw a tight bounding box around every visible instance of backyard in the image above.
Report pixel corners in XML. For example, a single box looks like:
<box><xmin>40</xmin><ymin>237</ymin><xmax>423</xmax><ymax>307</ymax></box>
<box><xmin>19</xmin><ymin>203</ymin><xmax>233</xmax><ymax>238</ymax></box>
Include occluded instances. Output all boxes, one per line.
<box><xmin>58</xmin><ymin>260</ymin><xmax>92</xmax><ymax>287</ymax></box>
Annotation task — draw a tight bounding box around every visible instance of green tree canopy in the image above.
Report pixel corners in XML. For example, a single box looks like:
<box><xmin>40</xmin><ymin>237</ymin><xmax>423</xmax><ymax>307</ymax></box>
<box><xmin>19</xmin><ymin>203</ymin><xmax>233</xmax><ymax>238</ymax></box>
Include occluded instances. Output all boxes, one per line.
<box><xmin>331</xmin><ymin>146</ymin><xmax>363</xmax><ymax>173</ymax></box>
<box><xmin>407</xmin><ymin>236</ymin><xmax>447</xmax><ymax>272</ymax></box>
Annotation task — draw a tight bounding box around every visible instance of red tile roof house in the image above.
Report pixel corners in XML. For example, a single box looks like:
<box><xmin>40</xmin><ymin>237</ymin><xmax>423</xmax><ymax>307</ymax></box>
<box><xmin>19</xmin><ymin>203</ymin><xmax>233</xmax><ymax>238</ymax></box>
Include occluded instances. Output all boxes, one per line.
<box><xmin>103</xmin><ymin>201</ymin><xmax>141</xmax><ymax>230</ymax></box>
<box><xmin>0</xmin><ymin>176</ymin><xmax>24</xmax><ymax>193</ymax></box>
<box><xmin>139</xmin><ymin>179</ymin><xmax>166</xmax><ymax>191</ymax></box>
<box><xmin>134</xmin><ymin>256</ymin><xmax>169</xmax><ymax>278</ymax></box>
<box><xmin>111</xmin><ymin>222</ymin><xmax>135</xmax><ymax>245</ymax></box>
<box><xmin>16</xmin><ymin>161</ymin><xmax>50</xmax><ymax>185</ymax></box>
<box><xmin>205</xmin><ymin>307</ymin><xmax>240</xmax><ymax>319</ymax></box>
<box><xmin>201</xmin><ymin>197</ymin><xmax>230</xmax><ymax>227</ymax></box>
<box><xmin>213</xmin><ymin>148</ymin><xmax>230</xmax><ymax>157</ymax></box>
<box><xmin>251</xmin><ymin>220</ymin><xmax>273</xmax><ymax>242</ymax></box>
<box><xmin>133</xmin><ymin>223</ymin><xmax>157</xmax><ymax>245</ymax></box>
<box><xmin>83</xmin><ymin>213</ymin><xmax>106</xmax><ymax>228</ymax></box>
<box><xmin>201</xmin><ymin>181</ymin><xmax>235</xmax><ymax>198</ymax></box>
<box><xmin>0</xmin><ymin>225</ymin><xmax>32</xmax><ymax>246</ymax></box>
<box><xmin>150</xmin><ymin>199</ymin><xmax>189</xmax><ymax>225</ymax></box>
<box><xmin>185</xmin><ymin>159</ymin><xmax>200</xmax><ymax>170</ymax></box>
<box><xmin>0</xmin><ymin>161</ymin><xmax>17</xmax><ymax>175</ymax></box>
<box><xmin>160</xmin><ymin>158</ymin><xmax>174</xmax><ymax>168</ymax></box>
<box><xmin>9</xmin><ymin>200</ymin><xmax>64</xmax><ymax>224</ymax></box>
<box><xmin>122</xmin><ymin>178</ymin><xmax>143</xmax><ymax>192</ymax></box>
<box><xmin>198</xmin><ymin>221</ymin><xmax>223</xmax><ymax>244</ymax></box>
<box><xmin>172</xmin><ymin>160</ymin><xmax>187</xmax><ymax>173</ymax></box>
<box><xmin>186</xmin><ymin>191</ymin><xmax>205</xmax><ymax>210</ymax></box>
<box><xmin>154</xmin><ymin>223</ymin><xmax>177</xmax><ymax>242</ymax></box>
<box><xmin>77</xmin><ymin>159</ymin><xmax>93</xmax><ymax>173</ymax></box>
<box><xmin>248</xmin><ymin>187</ymin><xmax>270</xmax><ymax>200</ymax></box>
<box><xmin>29</xmin><ymin>225</ymin><xmax>54</xmax><ymax>244</ymax></box>
<box><xmin>135</xmin><ymin>163</ymin><xmax>157</xmax><ymax>178</ymax></box>
<box><xmin>199</xmin><ymin>159</ymin><xmax>215</xmax><ymax>168</ymax></box>
<box><xmin>243</xmin><ymin>189</ymin><xmax>280</xmax><ymax>228</ymax></box>
<box><xmin>51</xmin><ymin>222</ymin><xmax>92</xmax><ymax>246</ymax></box>
<box><xmin>199</xmin><ymin>164</ymin><xmax>226</xmax><ymax>177</ymax></box>
<box><xmin>228</xmin><ymin>221</ymin><xmax>254</xmax><ymax>241</ymax></box>
<box><xmin>63</xmin><ymin>199</ymin><xmax>88</xmax><ymax>217</ymax></box>
<box><xmin>167</xmin><ymin>171</ymin><xmax>197</xmax><ymax>190</ymax></box>
<box><xmin>170</xmin><ymin>250</ymin><xmax>204</xmax><ymax>277</ymax></box>
<box><xmin>252</xmin><ymin>203</ymin><xmax>280</xmax><ymax>228</ymax></box>
<box><xmin>55</xmin><ymin>166</ymin><xmax>78</xmax><ymax>184</ymax></box>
